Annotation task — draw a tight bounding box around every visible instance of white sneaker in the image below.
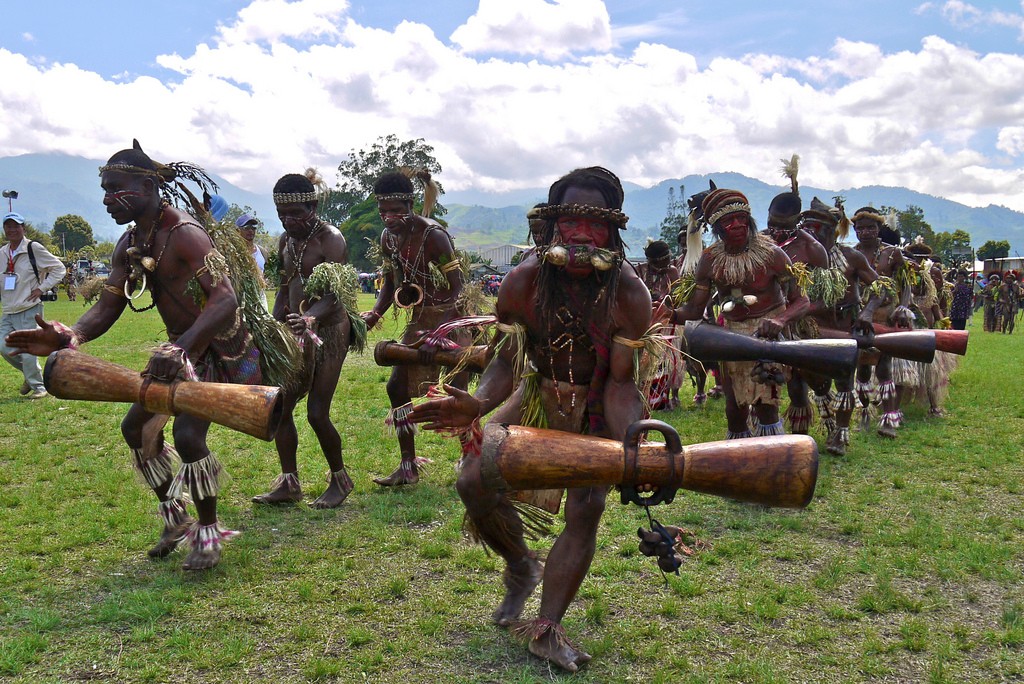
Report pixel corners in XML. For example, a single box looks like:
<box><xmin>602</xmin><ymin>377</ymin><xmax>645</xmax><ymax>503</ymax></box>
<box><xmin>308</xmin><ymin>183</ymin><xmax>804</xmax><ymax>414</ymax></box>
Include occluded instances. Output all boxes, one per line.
<box><xmin>26</xmin><ymin>389</ymin><xmax>48</xmax><ymax>400</ymax></box>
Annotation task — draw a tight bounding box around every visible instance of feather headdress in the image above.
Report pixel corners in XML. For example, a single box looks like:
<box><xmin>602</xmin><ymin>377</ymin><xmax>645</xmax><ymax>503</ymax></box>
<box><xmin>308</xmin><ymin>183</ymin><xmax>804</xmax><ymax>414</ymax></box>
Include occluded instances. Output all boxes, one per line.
<box><xmin>398</xmin><ymin>167</ymin><xmax>441</xmax><ymax>218</ymax></box>
<box><xmin>780</xmin><ymin>154</ymin><xmax>800</xmax><ymax>195</ymax></box>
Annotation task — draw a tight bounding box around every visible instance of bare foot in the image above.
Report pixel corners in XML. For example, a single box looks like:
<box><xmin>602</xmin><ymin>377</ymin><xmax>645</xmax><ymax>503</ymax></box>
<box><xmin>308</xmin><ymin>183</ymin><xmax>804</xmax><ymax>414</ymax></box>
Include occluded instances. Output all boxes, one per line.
<box><xmin>825</xmin><ymin>431</ymin><xmax>847</xmax><ymax>456</ymax></box>
<box><xmin>181</xmin><ymin>524</ymin><xmax>238</xmax><ymax>571</ymax></box>
<box><xmin>310</xmin><ymin>468</ymin><xmax>353</xmax><ymax>509</ymax></box>
<box><xmin>147</xmin><ymin>518</ymin><xmax>195</xmax><ymax>558</ymax></box>
<box><xmin>524</xmin><ymin>622</ymin><xmax>592</xmax><ymax>673</ymax></box>
<box><xmin>252</xmin><ymin>473</ymin><xmax>302</xmax><ymax>504</ymax></box>
<box><xmin>373</xmin><ymin>460</ymin><xmax>419</xmax><ymax>487</ymax></box>
<box><xmin>182</xmin><ymin>543</ymin><xmax>221</xmax><ymax>571</ymax></box>
<box><xmin>493</xmin><ymin>555</ymin><xmax>543</xmax><ymax>627</ymax></box>
<box><xmin>877</xmin><ymin>424</ymin><xmax>897</xmax><ymax>439</ymax></box>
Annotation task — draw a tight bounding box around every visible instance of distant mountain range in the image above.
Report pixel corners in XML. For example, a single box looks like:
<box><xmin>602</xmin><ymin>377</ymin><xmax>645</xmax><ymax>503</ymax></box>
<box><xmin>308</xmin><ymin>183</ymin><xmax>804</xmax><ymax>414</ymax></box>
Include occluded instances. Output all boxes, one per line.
<box><xmin>443</xmin><ymin>173</ymin><xmax>1024</xmax><ymax>256</ymax></box>
<box><xmin>2</xmin><ymin>154</ymin><xmax>1022</xmax><ymax>257</ymax></box>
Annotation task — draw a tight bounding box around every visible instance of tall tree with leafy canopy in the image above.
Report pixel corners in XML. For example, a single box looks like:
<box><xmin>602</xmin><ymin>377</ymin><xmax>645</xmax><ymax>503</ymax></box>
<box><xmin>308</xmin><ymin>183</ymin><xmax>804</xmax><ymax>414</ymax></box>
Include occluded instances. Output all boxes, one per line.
<box><xmin>932</xmin><ymin>229</ymin><xmax>973</xmax><ymax>266</ymax></box>
<box><xmin>881</xmin><ymin>204</ymin><xmax>934</xmax><ymax>246</ymax></box>
<box><xmin>341</xmin><ymin>196</ymin><xmax>388</xmax><ymax>273</ymax></box>
<box><xmin>977</xmin><ymin>240</ymin><xmax>1011</xmax><ymax>261</ymax></box>
<box><xmin>50</xmin><ymin>214</ymin><xmax>95</xmax><ymax>253</ymax></box>
<box><xmin>658</xmin><ymin>185</ymin><xmax>687</xmax><ymax>254</ymax></box>
<box><xmin>21</xmin><ymin>222</ymin><xmax>57</xmax><ymax>252</ymax></box>
<box><xmin>324</xmin><ymin>134</ymin><xmax>445</xmax><ymax>225</ymax></box>
<box><xmin>329</xmin><ymin>136</ymin><xmax>448</xmax><ymax>272</ymax></box>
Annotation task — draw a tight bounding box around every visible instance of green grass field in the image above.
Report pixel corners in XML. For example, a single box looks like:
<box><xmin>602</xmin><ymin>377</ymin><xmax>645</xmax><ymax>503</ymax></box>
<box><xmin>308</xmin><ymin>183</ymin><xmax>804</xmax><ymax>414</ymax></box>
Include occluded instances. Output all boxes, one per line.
<box><xmin>0</xmin><ymin>294</ymin><xmax>1021</xmax><ymax>683</ymax></box>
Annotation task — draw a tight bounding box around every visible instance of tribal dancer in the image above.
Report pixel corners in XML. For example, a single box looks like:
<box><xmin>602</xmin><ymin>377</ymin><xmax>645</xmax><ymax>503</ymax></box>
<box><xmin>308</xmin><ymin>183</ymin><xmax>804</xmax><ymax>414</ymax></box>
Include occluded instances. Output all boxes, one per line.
<box><xmin>998</xmin><ymin>272</ymin><xmax>1020</xmax><ymax>334</ymax></box>
<box><xmin>800</xmin><ymin>198</ymin><xmax>883</xmax><ymax>454</ymax></box>
<box><xmin>637</xmin><ymin>240</ymin><xmax>680</xmax><ymax>409</ymax></box>
<box><xmin>672</xmin><ymin>183</ymin><xmax>722</xmax><ymax>405</ymax></box>
<box><xmin>411</xmin><ymin>167</ymin><xmax>651</xmax><ymax>672</ymax></box>
<box><xmin>982</xmin><ymin>273</ymin><xmax>1001</xmax><ymax>332</ymax></box>
<box><xmin>949</xmin><ymin>269</ymin><xmax>973</xmax><ymax>330</ymax></box>
<box><xmin>252</xmin><ymin>169</ymin><xmax>365</xmax><ymax>508</ymax></box>
<box><xmin>764</xmin><ymin>159</ymin><xmax>828</xmax><ymax>435</ymax></box>
<box><xmin>7</xmin><ymin>140</ymin><xmax>259</xmax><ymax>570</ymax></box>
<box><xmin>852</xmin><ymin>207</ymin><xmax>913</xmax><ymax>438</ymax></box>
<box><xmin>362</xmin><ymin>170</ymin><xmax>467</xmax><ymax>486</ymax></box>
<box><xmin>668</xmin><ymin>188</ymin><xmax>809</xmax><ymax>438</ymax></box>
<box><xmin>902</xmin><ymin>238</ymin><xmax>956</xmax><ymax>417</ymax></box>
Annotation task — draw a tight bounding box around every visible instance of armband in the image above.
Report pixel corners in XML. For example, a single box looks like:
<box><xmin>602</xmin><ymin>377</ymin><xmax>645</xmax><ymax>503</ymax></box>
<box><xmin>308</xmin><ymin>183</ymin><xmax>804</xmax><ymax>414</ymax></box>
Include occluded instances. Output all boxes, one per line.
<box><xmin>495</xmin><ymin>322</ymin><xmax>525</xmax><ymax>334</ymax></box>
<box><xmin>439</xmin><ymin>259</ymin><xmax>462</xmax><ymax>274</ymax></box>
<box><xmin>612</xmin><ymin>335</ymin><xmax>646</xmax><ymax>349</ymax></box>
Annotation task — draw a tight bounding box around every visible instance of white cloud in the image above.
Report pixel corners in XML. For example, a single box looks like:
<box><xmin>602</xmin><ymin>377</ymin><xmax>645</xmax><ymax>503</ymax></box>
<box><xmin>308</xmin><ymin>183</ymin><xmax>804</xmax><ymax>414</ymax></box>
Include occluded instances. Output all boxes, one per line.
<box><xmin>1</xmin><ymin>2</ymin><xmax>1024</xmax><ymax>212</ymax></box>
<box><xmin>997</xmin><ymin>126</ymin><xmax>1024</xmax><ymax>155</ymax></box>
<box><xmin>21</xmin><ymin>32</ymin><xmax>35</xmax><ymax>42</ymax></box>
<box><xmin>215</xmin><ymin>0</ymin><xmax>349</xmax><ymax>46</ymax></box>
<box><xmin>922</xmin><ymin>0</ymin><xmax>1024</xmax><ymax>38</ymax></box>
<box><xmin>450</xmin><ymin>0</ymin><xmax>612</xmax><ymax>60</ymax></box>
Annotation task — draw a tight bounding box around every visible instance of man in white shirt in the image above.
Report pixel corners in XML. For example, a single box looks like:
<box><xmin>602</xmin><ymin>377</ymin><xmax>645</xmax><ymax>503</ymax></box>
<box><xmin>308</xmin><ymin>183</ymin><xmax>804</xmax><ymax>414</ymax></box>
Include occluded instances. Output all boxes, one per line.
<box><xmin>236</xmin><ymin>213</ymin><xmax>266</xmax><ymax>274</ymax></box>
<box><xmin>1</xmin><ymin>212</ymin><xmax>67</xmax><ymax>398</ymax></box>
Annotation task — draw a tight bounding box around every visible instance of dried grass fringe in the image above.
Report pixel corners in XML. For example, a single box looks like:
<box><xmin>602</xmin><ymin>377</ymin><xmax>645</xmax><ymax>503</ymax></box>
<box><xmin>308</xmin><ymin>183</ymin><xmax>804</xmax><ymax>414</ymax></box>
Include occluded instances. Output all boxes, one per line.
<box><xmin>158</xmin><ymin>499</ymin><xmax>190</xmax><ymax>527</ymax></box>
<box><xmin>187</xmin><ymin>522</ymin><xmax>240</xmax><ymax>550</ymax></box>
<box><xmin>707</xmin><ymin>232</ymin><xmax>777</xmax><ymax>286</ymax></box>
<box><xmin>755</xmin><ymin>420</ymin><xmax>785</xmax><ymax>437</ymax></box>
<box><xmin>462</xmin><ymin>499</ymin><xmax>555</xmax><ymax>555</ymax></box>
<box><xmin>131</xmin><ymin>445</ymin><xmax>177</xmax><ymax>489</ymax></box>
<box><xmin>511</xmin><ymin>618</ymin><xmax>572</xmax><ymax>648</ymax></box>
<box><xmin>167</xmin><ymin>453</ymin><xmax>226</xmax><ymax>501</ymax></box>
<box><xmin>832</xmin><ymin>390</ymin><xmax>857</xmax><ymax>412</ymax></box>
<box><xmin>892</xmin><ymin>358</ymin><xmax>920</xmax><ymax>386</ymax></box>
<box><xmin>385</xmin><ymin>403</ymin><xmax>418</xmax><ymax>437</ymax></box>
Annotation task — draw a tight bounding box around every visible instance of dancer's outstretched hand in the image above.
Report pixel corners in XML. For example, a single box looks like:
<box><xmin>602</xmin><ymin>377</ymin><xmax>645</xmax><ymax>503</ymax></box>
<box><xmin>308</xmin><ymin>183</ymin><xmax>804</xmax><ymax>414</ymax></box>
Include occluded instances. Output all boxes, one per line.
<box><xmin>409</xmin><ymin>384</ymin><xmax>481</xmax><ymax>431</ymax></box>
<box><xmin>5</xmin><ymin>314</ymin><xmax>63</xmax><ymax>357</ymax></box>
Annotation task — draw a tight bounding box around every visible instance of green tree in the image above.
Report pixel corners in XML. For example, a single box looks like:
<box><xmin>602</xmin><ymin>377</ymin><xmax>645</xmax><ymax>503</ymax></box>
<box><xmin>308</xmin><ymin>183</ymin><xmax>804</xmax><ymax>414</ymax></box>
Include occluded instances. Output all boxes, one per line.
<box><xmin>658</xmin><ymin>185</ymin><xmax>687</xmax><ymax>254</ymax></box>
<box><xmin>341</xmin><ymin>196</ymin><xmax>387</xmax><ymax>272</ymax></box>
<box><xmin>977</xmin><ymin>240</ymin><xmax>1011</xmax><ymax>261</ymax></box>
<box><xmin>880</xmin><ymin>205</ymin><xmax>933</xmax><ymax>246</ymax></box>
<box><xmin>325</xmin><ymin>135</ymin><xmax>445</xmax><ymax>224</ymax></box>
<box><xmin>94</xmin><ymin>241</ymin><xmax>117</xmax><ymax>262</ymax></box>
<box><xmin>51</xmin><ymin>214</ymin><xmax>94</xmax><ymax>253</ymax></box>
<box><xmin>931</xmin><ymin>229</ymin><xmax>972</xmax><ymax>267</ymax></box>
<box><xmin>20</xmin><ymin>222</ymin><xmax>57</xmax><ymax>252</ymax></box>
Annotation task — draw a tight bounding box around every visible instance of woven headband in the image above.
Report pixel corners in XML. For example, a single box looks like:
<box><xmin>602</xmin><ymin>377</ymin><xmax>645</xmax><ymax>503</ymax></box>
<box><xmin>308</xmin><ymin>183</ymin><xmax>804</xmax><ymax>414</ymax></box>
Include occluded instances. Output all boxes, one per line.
<box><xmin>375</xmin><ymin>192</ymin><xmax>415</xmax><ymax>203</ymax></box>
<box><xmin>851</xmin><ymin>211</ymin><xmax>886</xmax><ymax>225</ymax></box>
<box><xmin>536</xmin><ymin>203</ymin><xmax>629</xmax><ymax>228</ymax></box>
<box><xmin>707</xmin><ymin>202</ymin><xmax>751</xmax><ymax>227</ymax></box>
<box><xmin>274</xmin><ymin>191</ymin><xmax>319</xmax><ymax>205</ymax></box>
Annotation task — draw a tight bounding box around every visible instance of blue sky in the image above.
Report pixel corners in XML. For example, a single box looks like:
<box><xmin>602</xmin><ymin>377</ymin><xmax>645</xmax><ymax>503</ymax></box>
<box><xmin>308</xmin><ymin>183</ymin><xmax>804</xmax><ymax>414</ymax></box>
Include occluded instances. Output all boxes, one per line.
<box><xmin>1</xmin><ymin>0</ymin><xmax>1022</xmax><ymax>210</ymax></box>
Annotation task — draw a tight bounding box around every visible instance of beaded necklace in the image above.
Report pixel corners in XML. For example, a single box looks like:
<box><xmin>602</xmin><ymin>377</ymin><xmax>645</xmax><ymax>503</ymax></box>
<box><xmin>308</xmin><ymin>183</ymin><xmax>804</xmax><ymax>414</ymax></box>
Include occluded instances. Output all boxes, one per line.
<box><xmin>545</xmin><ymin>305</ymin><xmax>595</xmax><ymax>417</ymax></box>
<box><xmin>286</xmin><ymin>219</ymin><xmax>324</xmax><ymax>286</ymax></box>
<box><xmin>125</xmin><ymin>204</ymin><xmax>167</xmax><ymax>313</ymax></box>
<box><xmin>385</xmin><ymin>223</ymin><xmax>432</xmax><ymax>308</ymax></box>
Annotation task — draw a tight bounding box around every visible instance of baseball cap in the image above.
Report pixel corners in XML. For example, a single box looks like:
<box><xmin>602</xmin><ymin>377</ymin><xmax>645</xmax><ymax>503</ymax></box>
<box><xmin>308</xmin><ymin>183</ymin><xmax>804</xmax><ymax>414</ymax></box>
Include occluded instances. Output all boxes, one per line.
<box><xmin>3</xmin><ymin>212</ymin><xmax>25</xmax><ymax>225</ymax></box>
<box><xmin>236</xmin><ymin>213</ymin><xmax>258</xmax><ymax>228</ymax></box>
<box><xmin>207</xmin><ymin>194</ymin><xmax>229</xmax><ymax>221</ymax></box>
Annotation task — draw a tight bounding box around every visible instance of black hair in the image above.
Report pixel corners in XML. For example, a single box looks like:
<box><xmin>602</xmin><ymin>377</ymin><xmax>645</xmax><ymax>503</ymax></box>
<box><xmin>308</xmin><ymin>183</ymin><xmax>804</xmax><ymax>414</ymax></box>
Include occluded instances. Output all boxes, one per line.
<box><xmin>274</xmin><ymin>173</ymin><xmax>314</xmax><ymax>195</ymax></box>
<box><xmin>373</xmin><ymin>172</ymin><xmax>415</xmax><ymax>196</ymax></box>
<box><xmin>106</xmin><ymin>146</ymin><xmax>157</xmax><ymax>171</ymax></box>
